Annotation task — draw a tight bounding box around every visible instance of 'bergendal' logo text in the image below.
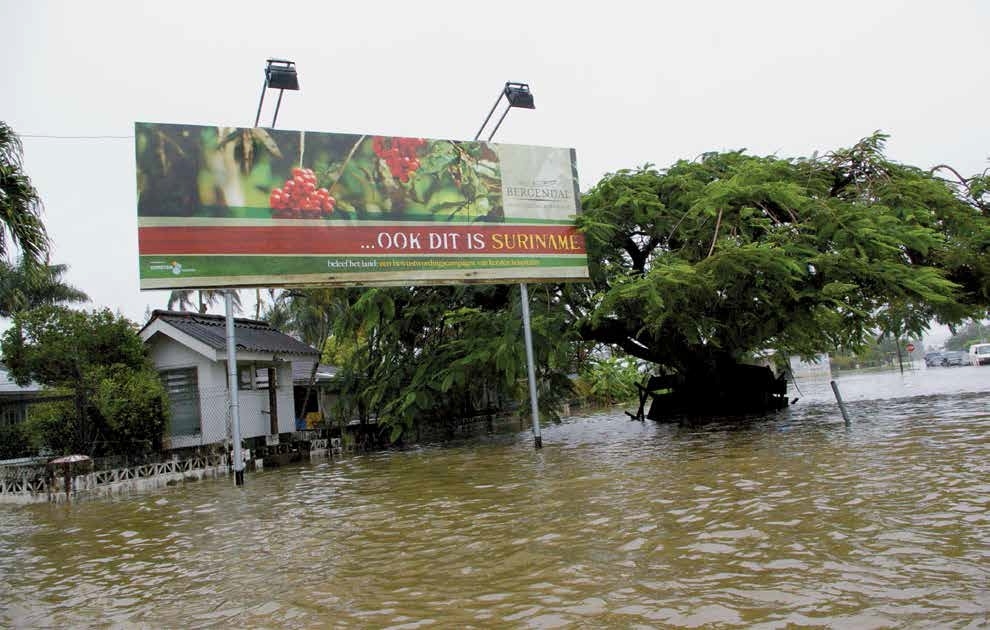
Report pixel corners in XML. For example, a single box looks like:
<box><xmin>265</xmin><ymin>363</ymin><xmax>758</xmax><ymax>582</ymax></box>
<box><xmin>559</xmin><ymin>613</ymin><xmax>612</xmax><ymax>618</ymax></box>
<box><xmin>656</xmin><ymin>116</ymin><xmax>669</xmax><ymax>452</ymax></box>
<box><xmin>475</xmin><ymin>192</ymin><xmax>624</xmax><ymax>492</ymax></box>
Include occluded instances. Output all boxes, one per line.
<box><xmin>505</xmin><ymin>179</ymin><xmax>571</xmax><ymax>202</ymax></box>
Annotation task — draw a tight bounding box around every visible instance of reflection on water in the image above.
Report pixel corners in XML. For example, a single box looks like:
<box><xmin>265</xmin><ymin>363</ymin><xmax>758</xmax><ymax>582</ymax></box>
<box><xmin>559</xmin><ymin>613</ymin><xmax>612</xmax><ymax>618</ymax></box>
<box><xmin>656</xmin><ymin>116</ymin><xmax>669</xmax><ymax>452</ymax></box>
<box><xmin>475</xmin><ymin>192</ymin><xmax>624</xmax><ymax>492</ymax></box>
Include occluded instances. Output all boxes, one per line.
<box><xmin>799</xmin><ymin>362</ymin><xmax>988</xmax><ymax>403</ymax></box>
<box><xmin>1</xmin><ymin>368</ymin><xmax>988</xmax><ymax>627</ymax></box>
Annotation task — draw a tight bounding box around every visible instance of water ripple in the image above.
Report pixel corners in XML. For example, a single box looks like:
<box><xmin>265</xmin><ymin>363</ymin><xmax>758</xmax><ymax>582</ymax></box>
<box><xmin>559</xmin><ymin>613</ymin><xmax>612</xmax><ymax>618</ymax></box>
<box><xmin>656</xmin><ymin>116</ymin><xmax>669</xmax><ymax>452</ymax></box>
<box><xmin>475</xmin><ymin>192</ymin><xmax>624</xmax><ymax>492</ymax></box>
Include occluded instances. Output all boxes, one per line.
<box><xmin>1</xmin><ymin>370</ymin><xmax>988</xmax><ymax>627</ymax></box>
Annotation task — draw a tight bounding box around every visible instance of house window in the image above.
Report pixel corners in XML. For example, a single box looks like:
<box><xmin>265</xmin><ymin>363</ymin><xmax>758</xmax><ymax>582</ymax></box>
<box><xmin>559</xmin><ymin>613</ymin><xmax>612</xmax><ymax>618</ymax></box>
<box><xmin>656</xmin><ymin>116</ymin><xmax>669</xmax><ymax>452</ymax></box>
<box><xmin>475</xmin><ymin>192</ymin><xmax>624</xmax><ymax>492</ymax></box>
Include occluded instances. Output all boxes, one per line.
<box><xmin>255</xmin><ymin>366</ymin><xmax>276</xmax><ymax>390</ymax></box>
<box><xmin>0</xmin><ymin>403</ymin><xmax>26</xmax><ymax>427</ymax></box>
<box><xmin>160</xmin><ymin>367</ymin><xmax>201</xmax><ymax>436</ymax></box>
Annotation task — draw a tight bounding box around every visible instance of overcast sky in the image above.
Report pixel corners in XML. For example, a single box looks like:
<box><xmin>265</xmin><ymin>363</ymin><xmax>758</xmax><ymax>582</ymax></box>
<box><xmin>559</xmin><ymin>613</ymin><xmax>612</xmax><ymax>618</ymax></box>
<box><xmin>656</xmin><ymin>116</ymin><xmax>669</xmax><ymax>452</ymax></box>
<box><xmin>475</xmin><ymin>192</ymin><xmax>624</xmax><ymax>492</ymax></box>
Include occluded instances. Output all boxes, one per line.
<box><xmin>3</xmin><ymin>0</ymin><xmax>988</xmax><ymax>343</ymax></box>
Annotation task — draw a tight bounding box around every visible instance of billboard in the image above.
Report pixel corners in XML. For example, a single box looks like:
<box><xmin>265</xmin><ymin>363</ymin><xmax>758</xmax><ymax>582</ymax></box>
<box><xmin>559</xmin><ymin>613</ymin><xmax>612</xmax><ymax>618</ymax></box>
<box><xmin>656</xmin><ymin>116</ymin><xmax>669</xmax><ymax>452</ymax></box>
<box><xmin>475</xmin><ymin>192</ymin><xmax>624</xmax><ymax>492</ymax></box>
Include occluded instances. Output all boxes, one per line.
<box><xmin>135</xmin><ymin>123</ymin><xmax>588</xmax><ymax>289</ymax></box>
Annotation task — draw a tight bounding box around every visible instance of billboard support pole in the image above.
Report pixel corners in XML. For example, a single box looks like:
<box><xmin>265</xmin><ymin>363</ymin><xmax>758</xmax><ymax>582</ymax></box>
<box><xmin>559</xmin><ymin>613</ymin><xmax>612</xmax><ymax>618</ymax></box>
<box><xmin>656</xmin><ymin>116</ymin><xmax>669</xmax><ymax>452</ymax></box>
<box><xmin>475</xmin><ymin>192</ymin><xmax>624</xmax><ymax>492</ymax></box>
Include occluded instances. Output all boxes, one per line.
<box><xmin>518</xmin><ymin>283</ymin><xmax>543</xmax><ymax>449</ymax></box>
<box><xmin>225</xmin><ymin>291</ymin><xmax>245</xmax><ymax>486</ymax></box>
<box><xmin>220</xmin><ymin>57</ymin><xmax>301</xmax><ymax>487</ymax></box>
<box><xmin>475</xmin><ymin>82</ymin><xmax>542</xmax><ymax>450</ymax></box>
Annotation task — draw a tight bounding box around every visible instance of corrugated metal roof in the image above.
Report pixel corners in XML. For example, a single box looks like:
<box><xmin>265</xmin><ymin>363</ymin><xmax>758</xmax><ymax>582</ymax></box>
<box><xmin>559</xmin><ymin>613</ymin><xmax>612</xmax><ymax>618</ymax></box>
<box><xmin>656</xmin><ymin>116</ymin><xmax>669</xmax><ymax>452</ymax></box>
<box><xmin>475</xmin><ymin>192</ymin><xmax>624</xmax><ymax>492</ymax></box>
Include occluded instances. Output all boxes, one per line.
<box><xmin>292</xmin><ymin>361</ymin><xmax>338</xmax><ymax>384</ymax></box>
<box><xmin>0</xmin><ymin>364</ymin><xmax>42</xmax><ymax>395</ymax></box>
<box><xmin>144</xmin><ymin>310</ymin><xmax>319</xmax><ymax>357</ymax></box>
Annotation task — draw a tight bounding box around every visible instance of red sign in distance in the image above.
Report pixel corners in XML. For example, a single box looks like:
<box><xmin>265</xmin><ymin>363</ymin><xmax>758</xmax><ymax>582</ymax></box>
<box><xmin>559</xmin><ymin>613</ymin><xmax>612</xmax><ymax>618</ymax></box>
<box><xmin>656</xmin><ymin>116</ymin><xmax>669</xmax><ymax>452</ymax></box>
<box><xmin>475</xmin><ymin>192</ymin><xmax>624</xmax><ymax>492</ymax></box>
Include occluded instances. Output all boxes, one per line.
<box><xmin>906</xmin><ymin>343</ymin><xmax>916</xmax><ymax>352</ymax></box>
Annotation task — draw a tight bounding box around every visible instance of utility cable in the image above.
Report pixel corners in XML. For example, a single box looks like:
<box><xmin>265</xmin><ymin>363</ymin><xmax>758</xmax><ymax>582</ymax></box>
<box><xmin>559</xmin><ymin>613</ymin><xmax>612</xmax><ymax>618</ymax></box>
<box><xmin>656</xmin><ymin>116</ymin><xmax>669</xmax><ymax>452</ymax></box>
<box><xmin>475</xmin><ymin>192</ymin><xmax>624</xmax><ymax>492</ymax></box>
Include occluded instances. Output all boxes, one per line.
<box><xmin>19</xmin><ymin>134</ymin><xmax>134</xmax><ymax>140</ymax></box>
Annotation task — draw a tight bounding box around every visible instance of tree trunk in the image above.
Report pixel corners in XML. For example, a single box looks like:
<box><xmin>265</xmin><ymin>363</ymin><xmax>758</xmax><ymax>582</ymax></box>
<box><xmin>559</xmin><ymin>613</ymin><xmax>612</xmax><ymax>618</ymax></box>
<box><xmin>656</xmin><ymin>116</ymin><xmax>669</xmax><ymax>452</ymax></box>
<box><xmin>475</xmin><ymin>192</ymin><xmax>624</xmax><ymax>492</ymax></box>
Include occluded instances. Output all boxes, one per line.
<box><xmin>644</xmin><ymin>352</ymin><xmax>789</xmax><ymax>419</ymax></box>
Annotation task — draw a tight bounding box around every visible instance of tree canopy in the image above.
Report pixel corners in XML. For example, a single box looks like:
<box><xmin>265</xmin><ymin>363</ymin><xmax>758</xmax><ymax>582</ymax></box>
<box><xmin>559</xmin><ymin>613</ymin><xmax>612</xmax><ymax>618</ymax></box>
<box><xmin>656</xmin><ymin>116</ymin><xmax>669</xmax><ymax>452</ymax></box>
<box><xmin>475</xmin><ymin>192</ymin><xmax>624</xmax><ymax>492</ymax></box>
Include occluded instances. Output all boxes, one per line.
<box><xmin>328</xmin><ymin>284</ymin><xmax>573</xmax><ymax>442</ymax></box>
<box><xmin>2</xmin><ymin>307</ymin><xmax>168</xmax><ymax>457</ymax></box>
<box><xmin>573</xmin><ymin>134</ymin><xmax>988</xmax><ymax>382</ymax></box>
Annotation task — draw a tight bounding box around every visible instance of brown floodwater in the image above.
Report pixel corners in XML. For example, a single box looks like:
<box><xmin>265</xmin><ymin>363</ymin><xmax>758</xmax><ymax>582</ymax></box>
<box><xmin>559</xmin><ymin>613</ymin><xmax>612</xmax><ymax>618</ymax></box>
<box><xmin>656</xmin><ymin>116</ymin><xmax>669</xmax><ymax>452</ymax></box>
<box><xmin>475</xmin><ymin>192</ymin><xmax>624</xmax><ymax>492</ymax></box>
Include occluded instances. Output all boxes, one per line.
<box><xmin>1</xmin><ymin>366</ymin><xmax>988</xmax><ymax>628</ymax></box>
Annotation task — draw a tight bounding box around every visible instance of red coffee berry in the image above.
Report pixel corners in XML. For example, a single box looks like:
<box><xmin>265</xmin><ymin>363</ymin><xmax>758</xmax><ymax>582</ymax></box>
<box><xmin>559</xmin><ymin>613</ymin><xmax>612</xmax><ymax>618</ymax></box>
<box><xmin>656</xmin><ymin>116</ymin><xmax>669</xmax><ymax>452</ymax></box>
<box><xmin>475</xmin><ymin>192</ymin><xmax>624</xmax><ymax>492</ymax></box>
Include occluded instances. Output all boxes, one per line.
<box><xmin>373</xmin><ymin>136</ymin><xmax>426</xmax><ymax>183</ymax></box>
<box><xmin>269</xmin><ymin>168</ymin><xmax>334</xmax><ymax>219</ymax></box>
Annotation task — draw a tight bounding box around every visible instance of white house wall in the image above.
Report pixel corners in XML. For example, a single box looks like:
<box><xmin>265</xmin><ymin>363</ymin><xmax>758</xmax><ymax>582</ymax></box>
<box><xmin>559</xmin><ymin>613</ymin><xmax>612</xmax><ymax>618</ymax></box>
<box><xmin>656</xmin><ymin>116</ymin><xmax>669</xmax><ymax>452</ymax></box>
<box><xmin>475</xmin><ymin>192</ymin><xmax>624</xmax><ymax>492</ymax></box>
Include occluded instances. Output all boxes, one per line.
<box><xmin>147</xmin><ymin>335</ymin><xmax>206</xmax><ymax>373</ymax></box>
<box><xmin>147</xmin><ymin>334</ymin><xmax>300</xmax><ymax>449</ymax></box>
<box><xmin>197</xmin><ymin>361</ymin><xmax>233</xmax><ymax>447</ymax></box>
<box><xmin>147</xmin><ymin>336</ymin><xmax>227</xmax><ymax>449</ymax></box>
<box><xmin>234</xmin><ymin>362</ymin><xmax>296</xmax><ymax>438</ymax></box>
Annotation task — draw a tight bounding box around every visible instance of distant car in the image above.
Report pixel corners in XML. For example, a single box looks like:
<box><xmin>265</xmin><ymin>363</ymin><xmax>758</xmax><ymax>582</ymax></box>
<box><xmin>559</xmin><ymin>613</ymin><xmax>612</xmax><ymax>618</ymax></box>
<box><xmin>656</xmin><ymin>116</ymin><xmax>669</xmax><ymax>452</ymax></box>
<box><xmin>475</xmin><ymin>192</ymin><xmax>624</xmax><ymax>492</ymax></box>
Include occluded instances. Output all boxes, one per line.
<box><xmin>969</xmin><ymin>343</ymin><xmax>990</xmax><ymax>366</ymax></box>
<box><xmin>942</xmin><ymin>350</ymin><xmax>968</xmax><ymax>367</ymax></box>
<box><xmin>924</xmin><ymin>351</ymin><xmax>944</xmax><ymax>367</ymax></box>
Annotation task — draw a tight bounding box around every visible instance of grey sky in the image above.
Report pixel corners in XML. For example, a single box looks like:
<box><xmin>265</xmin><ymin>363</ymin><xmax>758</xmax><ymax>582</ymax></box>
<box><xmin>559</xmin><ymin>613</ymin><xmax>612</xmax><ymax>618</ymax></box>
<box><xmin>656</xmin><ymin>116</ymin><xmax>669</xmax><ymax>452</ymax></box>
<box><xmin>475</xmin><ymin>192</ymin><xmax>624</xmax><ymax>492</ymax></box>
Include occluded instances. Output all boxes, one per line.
<box><xmin>3</xmin><ymin>0</ymin><xmax>988</xmax><ymax>333</ymax></box>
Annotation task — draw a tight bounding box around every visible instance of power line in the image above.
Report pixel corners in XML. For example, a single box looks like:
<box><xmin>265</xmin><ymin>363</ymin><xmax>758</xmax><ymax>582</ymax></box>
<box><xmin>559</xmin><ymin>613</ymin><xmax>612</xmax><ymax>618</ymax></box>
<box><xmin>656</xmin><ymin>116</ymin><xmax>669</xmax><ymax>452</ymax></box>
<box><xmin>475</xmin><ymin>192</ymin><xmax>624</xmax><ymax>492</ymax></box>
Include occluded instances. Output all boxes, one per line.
<box><xmin>20</xmin><ymin>134</ymin><xmax>134</xmax><ymax>140</ymax></box>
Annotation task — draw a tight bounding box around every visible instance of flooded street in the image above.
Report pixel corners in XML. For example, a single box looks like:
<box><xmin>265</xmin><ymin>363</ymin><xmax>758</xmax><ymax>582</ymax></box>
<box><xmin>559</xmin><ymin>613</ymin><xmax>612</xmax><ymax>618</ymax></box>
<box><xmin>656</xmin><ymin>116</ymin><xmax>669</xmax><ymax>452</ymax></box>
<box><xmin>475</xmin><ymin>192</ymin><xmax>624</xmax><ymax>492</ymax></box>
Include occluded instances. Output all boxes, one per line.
<box><xmin>2</xmin><ymin>366</ymin><xmax>988</xmax><ymax>628</ymax></box>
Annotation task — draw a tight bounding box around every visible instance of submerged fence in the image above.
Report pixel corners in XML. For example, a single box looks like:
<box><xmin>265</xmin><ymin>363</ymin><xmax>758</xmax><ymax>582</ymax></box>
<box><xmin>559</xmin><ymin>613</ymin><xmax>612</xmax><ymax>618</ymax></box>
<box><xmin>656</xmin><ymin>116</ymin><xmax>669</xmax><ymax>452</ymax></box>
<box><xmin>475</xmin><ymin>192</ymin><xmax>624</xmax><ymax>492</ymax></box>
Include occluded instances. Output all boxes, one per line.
<box><xmin>0</xmin><ymin>452</ymin><xmax>230</xmax><ymax>504</ymax></box>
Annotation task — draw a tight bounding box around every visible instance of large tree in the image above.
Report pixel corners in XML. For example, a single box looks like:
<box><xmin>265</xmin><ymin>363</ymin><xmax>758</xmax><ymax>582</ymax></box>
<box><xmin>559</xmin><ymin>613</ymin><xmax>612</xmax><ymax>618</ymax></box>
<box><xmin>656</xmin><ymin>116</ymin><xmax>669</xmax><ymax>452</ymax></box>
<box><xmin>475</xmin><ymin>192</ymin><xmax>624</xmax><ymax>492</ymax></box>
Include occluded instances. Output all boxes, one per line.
<box><xmin>274</xmin><ymin>134</ymin><xmax>987</xmax><ymax>432</ymax></box>
<box><xmin>312</xmin><ymin>284</ymin><xmax>574</xmax><ymax>443</ymax></box>
<box><xmin>573</xmin><ymin>134</ymin><xmax>987</xmax><ymax>413</ymax></box>
<box><xmin>2</xmin><ymin>307</ymin><xmax>168</xmax><ymax>457</ymax></box>
<box><xmin>0</xmin><ymin>121</ymin><xmax>49</xmax><ymax>265</ymax></box>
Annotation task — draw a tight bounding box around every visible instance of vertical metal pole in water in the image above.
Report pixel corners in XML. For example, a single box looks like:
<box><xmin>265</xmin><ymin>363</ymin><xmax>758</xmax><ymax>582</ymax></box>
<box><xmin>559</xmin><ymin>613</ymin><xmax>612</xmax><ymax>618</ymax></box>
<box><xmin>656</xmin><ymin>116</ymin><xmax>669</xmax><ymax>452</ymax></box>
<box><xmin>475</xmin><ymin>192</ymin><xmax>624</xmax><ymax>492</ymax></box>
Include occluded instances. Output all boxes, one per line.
<box><xmin>830</xmin><ymin>380</ymin><xmax>850</xmax><ymax>426</ymax></box>
<box><xmin>225</xmin><ymin>292</ymin><xmax>245</xmax><ymax>485</ymax></box>
<box><xmin>520</xmin><ymin>283</ymin><xmax>543</xmax><ymax>449</ymax></box>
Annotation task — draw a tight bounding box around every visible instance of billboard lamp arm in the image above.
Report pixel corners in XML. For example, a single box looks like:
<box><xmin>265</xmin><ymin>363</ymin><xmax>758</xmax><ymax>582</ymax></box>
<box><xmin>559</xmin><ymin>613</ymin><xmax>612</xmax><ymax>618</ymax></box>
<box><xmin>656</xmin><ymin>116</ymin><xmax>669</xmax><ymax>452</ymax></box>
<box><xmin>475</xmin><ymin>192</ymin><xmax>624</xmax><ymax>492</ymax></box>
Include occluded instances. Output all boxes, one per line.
<box><xmin>487</xmin><ymin>105</ymin><xmax>511</xmax><ymax>142</ymax></box>
<box><xmin>254</xmin><ymin>77</ymin><xmax>269</xmax><ymax>128</ymax></box>
<box><xmin>271</xmin><ymin>89</ymin><xmax>286</xmax><ymax>129</ymax></box>
<box><xmin>474</xmin><ymin>91</ymin><xmax>505</xmax><ymax>141</ymax></box>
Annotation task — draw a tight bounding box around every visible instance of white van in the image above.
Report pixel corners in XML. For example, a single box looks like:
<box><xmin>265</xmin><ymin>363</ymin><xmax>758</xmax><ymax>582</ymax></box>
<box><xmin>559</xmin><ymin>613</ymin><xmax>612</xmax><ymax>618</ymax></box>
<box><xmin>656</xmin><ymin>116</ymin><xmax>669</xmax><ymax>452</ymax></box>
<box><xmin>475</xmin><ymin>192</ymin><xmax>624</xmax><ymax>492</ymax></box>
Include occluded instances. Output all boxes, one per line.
<box><xmin>968</xmin><ymin>343</ymin><xmax>990</xmax><ymax>366</ymax></box>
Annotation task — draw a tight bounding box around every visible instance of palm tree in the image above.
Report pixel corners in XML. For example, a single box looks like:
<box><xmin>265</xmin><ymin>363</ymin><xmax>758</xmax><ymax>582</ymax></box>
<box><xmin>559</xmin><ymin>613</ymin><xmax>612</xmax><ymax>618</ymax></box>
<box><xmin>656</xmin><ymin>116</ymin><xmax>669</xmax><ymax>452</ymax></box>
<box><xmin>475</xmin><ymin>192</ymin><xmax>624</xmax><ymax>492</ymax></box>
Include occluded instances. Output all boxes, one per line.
<box><xmin>166</xmin><ymin>289</ymin><xmax>196</xmax><ymax>312</ymax></box>
<box><xmin>0</xmin><ymin>122</ymin><xmax>50</xmax><ymax>265</ymax></box>
<box><xmin>166</xmin><ymin>289</ymin><xmax>241</xmax><ymax>314</ymax></box>
<box><xmin>260</xmin><ymin>295</ymin><xmax>292</xmax><ymax>331</ymax></box>
<box><xmin>0</xmin><ymin>258</ymin><xmax>88</xmax><ymax>317</ymax></box>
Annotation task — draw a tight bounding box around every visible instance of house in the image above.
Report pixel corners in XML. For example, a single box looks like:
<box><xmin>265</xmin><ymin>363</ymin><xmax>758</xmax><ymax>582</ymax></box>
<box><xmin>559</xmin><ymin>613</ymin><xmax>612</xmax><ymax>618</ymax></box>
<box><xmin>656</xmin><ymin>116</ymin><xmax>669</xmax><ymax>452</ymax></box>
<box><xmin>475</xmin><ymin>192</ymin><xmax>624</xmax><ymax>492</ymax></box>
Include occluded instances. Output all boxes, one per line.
<box><xmin>139</xmin><ymin>310</ymin><xmax>320</xmax><ymax>450</ymax></box>
<box><xmin>0</xmin><ymin>364</ymin><xmax>61</xmax><ymax>428</ymax></box>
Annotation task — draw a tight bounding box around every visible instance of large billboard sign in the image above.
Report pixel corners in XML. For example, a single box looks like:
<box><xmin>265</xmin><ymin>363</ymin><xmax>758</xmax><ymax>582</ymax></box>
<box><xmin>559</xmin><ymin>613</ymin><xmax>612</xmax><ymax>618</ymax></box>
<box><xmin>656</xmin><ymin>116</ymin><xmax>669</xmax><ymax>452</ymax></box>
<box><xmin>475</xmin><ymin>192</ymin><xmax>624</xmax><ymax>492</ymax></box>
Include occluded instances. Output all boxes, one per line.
<box><xmin>135</xmin><ymin>123</ymin><xmax>588</xmax><ymax>289</ymax></box>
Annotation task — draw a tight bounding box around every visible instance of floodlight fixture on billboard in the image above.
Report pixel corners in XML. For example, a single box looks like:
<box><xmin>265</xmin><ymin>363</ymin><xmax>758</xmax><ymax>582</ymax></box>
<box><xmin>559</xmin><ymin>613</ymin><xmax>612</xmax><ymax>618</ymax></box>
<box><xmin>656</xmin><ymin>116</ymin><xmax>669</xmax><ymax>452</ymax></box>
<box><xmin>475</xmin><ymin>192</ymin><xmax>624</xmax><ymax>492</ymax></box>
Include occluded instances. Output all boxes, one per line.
<box><xmin>503</xmin><ymin>82</ymin><xmax>535</xmax><ymax>109</ymax></box>
<box><xmin>265</xmin><ymin>59</ymin><xmax>299</xmax><ymax>91</ymax></box>
<box><xmin>135</xmin><ymin>122</ymin><xmax>588</xmax><ymax>290</ymax></box>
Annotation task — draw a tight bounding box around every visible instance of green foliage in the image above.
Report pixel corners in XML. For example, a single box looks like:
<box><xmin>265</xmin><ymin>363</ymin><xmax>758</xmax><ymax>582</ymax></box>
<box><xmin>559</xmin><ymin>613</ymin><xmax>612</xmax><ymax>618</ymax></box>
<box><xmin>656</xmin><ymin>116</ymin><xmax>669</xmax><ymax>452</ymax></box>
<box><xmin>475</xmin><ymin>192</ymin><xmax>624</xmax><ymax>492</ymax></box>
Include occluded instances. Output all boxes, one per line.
<box><xmin>263</xmin><ymin>288</ymin><xmax>349</xmax><ymax>429</ymax></box>
<box><xmin>573</xmin><ymin>355</ymin><xmax>644</xmax><ymax>406</ymax></box>
<box><xmin>326</xmin><ymin>284</ymin><xmax>575</xmax><ymax>444</ymax></box>
<box><xmin>19</xmin><ymin>399</ymin><xmax>76</xmax><ymax>455</ymax></box>
<box><xmin>830</xmin><ymin>333</ymin><xmax>922</xmax><ymax>370</ymax></box>
<box><xmin>3</xmin><ymin>307</ymin><xmax>147</xmax><ymax>388</ymax></box>
<box><xmin>1</xmin><ymin>307</ymin><xmax>166</xmax><ymax>456</ymax></box>
<box><xmin>575</xmin><ymin>134</ymin><xmax>988</xmax><ymax>379</ymax></box>
<box><xmin>0</xmin><ymin>121</ymin><xmax>50</xmax><ymax>265</ymax></box>
<box><xmin>0</xmin><ymin>422</ymin><xmax>32</xmax><ymax>459</ymax></box>
<box><xmin>0</xmin><ymin>257</ymin><xmax>88</xmax><ymax>318</ymax></box>
<box><xmin>92</xmin><ymin>366</ymin><xmax>168</xmax><ymax>454</ymax></box>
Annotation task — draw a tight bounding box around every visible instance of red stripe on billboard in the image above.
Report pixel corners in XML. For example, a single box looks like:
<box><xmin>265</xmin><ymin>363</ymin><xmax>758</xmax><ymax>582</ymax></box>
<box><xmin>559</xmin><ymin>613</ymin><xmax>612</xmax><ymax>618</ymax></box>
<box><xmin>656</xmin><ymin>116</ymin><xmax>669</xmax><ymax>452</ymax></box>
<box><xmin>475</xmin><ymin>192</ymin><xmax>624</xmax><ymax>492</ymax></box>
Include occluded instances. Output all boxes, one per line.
<box><xmin>139</xmin><ymin>225</ymin><xmax>586</xmax><ymax>256</ymax></box>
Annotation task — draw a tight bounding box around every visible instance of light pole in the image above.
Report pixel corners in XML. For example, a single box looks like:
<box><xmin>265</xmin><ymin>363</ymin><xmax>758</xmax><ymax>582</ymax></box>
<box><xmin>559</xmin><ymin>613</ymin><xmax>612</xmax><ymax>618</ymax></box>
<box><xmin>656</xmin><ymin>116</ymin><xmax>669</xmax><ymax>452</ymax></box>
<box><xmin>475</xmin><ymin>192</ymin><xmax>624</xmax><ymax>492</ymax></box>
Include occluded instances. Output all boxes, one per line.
<box><xmin>474</xmin><ymin>82</ymin><xmax>543</xmax><ymax>449</ymax></box>
<box><xmin>226</xmin><ymin>59</ymin><xmax>301</xmax><ymax>486</ymax></box>
<box><xmin>254</xmin><ymin>59</ymin><xmax>300</xmax><ymax>128</ymax></box>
